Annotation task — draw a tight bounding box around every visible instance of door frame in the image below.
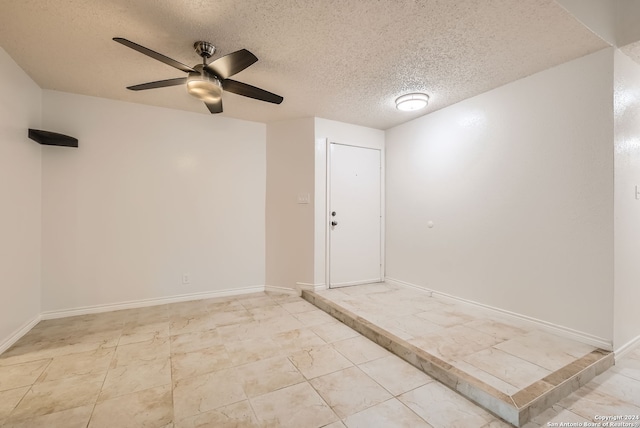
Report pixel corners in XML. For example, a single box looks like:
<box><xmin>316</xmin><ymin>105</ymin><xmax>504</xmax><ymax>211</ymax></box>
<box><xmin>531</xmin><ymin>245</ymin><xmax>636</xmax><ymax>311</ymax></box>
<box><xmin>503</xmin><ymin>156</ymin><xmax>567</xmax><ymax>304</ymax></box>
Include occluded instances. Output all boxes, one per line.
<box><xmin>326</xmin><ymin>141</ymin><xmax>385</xmax><ymax>289</ymax></box>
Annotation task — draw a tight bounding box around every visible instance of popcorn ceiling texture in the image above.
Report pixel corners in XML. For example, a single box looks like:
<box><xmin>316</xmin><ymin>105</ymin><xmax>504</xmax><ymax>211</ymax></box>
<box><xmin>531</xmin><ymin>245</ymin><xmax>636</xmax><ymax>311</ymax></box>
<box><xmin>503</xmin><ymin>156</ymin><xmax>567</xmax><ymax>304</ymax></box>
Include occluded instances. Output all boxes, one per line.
<box><xmin>0</xmin><ymin>0</ymin><xmax>610</xmax><ymax>129</ymax></box>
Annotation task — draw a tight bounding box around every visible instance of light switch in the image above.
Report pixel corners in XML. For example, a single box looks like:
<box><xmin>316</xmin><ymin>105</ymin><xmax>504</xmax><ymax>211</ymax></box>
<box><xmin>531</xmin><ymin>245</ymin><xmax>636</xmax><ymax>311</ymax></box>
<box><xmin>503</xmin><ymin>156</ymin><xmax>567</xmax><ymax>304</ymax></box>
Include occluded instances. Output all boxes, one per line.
<box><xmin>297</xmin><ymin>193</ymin><xmax>310</xmax><ymax>204</ymax></box>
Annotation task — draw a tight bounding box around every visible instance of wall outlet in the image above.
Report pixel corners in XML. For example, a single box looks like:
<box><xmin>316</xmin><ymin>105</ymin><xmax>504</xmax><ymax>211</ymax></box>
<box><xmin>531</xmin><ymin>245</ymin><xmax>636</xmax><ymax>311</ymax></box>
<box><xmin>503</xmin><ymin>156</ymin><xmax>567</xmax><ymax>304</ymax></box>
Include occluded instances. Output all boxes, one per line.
<box><xmin>182</xmin><ymin>273</ymin><xmax>190</xmax><ymax>285</ymax></box>
<box><xmin>636</xmin><ymin>185</ymin><xmax>640</xmax><ymax>200</ymax></box>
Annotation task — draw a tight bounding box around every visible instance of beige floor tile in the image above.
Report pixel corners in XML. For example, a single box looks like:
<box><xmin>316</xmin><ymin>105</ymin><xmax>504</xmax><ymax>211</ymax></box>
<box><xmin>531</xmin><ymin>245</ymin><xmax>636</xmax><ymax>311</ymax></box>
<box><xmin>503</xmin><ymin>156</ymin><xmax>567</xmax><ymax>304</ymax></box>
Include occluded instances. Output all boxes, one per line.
<box><xmin>174</xmin><ymin>400</ymin><xmax>258</xmax><ymax>428</ymax></box>
<box><xmin>119</xmin><ymin>321</ymin><xmax>169</xmax><ymax>346</ymax></box>
<box><xmin>462</xmin><ymin>347</ymin><xmax>551</xmax><ymax>389</ymax></box>
<box><xmin>235</xmin><ymin>356</ymin><xmax>305</xmax><ymax>397</ymax></box>
<box><xmin>294</xmin><ymin>310</ymin><xmax>337</xmax><ymax>327</ymax></box>
<box><xmin>342</xmin><ymin>398</ymin><xmax>433</xmax><ymax>428</ymax></box>
<box><xmin>8</xmin><ymin>373</ymin><xmax>103</xmax><ymax>421</ymax></box>
<box><xmin>611</xmin><ymin>354</ymin><xmax>640</xmax><ymax>382</ymax></box>
<box><xmin>494</xmin><ymin>331</ymin><xmax>595</xmax><ymax>371</ymax></box>
<box><xmin>173</xmin><ymin>367</ymin><xmax>246</xmax><ymax>420</ymax></box>
<box><xmin>224</xmin><ymin>337</ymin><xmax>283</xmax><ymax>366</ymax></box>
<box><xmin>398</xmin><ymin>382</ymin><xmax>494</xmax><ymax>428</ymax></box>
<box><xmin>310</xmin><ymin>366</ymin><xmax>392</xmax><ymax>418</ymax></box>
<box><xmin>464</xmin><ymin>319</ymin><xmax>530</xmax><ymax>341</ymax></box>
<box><xmin>409</xmin><ymin>325</ymin><xmax>500</xmax><ymax>361</ymax></box>
<box><xmin>414</xmin><ymin>307</ymin><xmax>477</xmax><ymax>327</ymax></box>
<box><xmin>99</xmin><ymin>357</ymin><xmax>171</xmax><ymax>401</ymax></box>
<box><xmin>247</xmin><ymin>305</ymin><xmax>290</xmax><ymax>320</ymax></box>
<box><xmin>522</xmin><ymin>404</ymin><xmax>590</xmax><ymax>428</ymax></box>
<box><xmin>171</xmin><ymin>345</ymin><xmax>232</xmax><ymax>380</ymax></box>
<box><xmin>169</xmin><ymin>329</ymin><xmax>221</xmax><ymax>354</ymax></box>
<box><xmin>169</xmin><ymin>313</ymin><xmax>217</xmax><ymax>336</ymax></box>
<box><xmin>238</xmin><ymin>295</ymin><xmax>279</xmax><ymax>309</ymax></box>
<box><xmin>111</xmin><ymin>336</ymin><xmax>170</xmax><ymax>367</ymax></box>
<box><xmin>0</xmin><ymin>386</ymin><xmax>30</xmax><ymax>419</ymax></box>
<box><xmin>375</xmin><ymin>315</ymin><xmax>443</xmax><ymax>340</ymax></box>
<box><xmin>250</xmin><ymin>382</ymin><xmax>338</xmax><ymax>428</ymax></box>
<box><xmin>289</xmin><ymin>344</ymin><xmax>353</xmax><ymax>379</ymax></box>
<box><xmin>216</xmin><ymin>320</ymin><xmax>263</xmax><ymax>342</ymax></box>
<box><xmin>332</xmin><ymin>336</ymin><xmax>391</xmax><ymax>365</ymax></box>
<box><xmin>359</xmin><ymin>355</ymin><xmax>433</xmax><ymax>396</ymax></box>
<box><xmin>0</xmin><ymin>340</ymin><xmax>113</xmax><ymax>367</ymax></box>
<box><xmin>203</xmin><ymin>298</ymin><xmax>245</xmax><ymax>312</ymax></box>
<box><xmin>311</xmin><ymin>322</ymin><xmax>360</xmax><ymax>343</ymax></box>
<box><xmin>589</xmin><ymin>370</ymin><xmax>640</xmax><ymax>406</ymax></box>
<box><xmin>3</xmin><ymin>405</ymin><xmax>93</xmax><ymax>428</ymax></box>
<box><xmin>254</xmin><ymin>314</ymin><xmax>306</xmax><ymax>336</ymax></box>
<box><xmin>559</xmin><ymin>382</ymin><xmax>640</xmax><ymax>421</ymax></box>
<box><xmin>323</xmin><ymin>422</ymin><xmax>347</xmax><ymax>428</ymax></box>
<box><xmin>0</xmin><ymin>359</ymin><xmax>49</xmax><ymax>391</ymax></box>
<box><xmin>451</xmin><ymin>361</ymin><xmax>520</xmax><ymax>396</ymax></box>
<box><xmin>89</xmin><ymin>385</ymin><xmax>173</xmax><ymax>428</ymax></box>
<box><xmin>270</xmin><ymin>328</ymin><xmax>326</xmax><ymax>354</ymax></box>
<box><xmin>37</xmin><ymin>347</ymin><xmax>114</xmax><ymax>382</ymax></box>
<box><xmin>281</xmin><ymin>300</ymin><xmax>319</xmax><ymax>314</ymax></box>
<box><xmin>207</xmin><ymin>309</ymin><xmax>253</xmax><ymax>327</ymax></box>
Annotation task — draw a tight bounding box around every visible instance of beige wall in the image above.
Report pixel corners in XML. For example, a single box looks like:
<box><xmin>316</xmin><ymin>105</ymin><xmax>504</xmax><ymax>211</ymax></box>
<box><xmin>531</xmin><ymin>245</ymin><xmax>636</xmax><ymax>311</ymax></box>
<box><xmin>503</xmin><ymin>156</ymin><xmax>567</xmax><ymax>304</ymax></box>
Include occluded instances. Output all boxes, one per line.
<box><xmin>0</xmin><ymin>48</ymin><xmax>42</xmax><ymax>348</ymax></box>
<box><xmin>40</xmin><ymin>91</ymin><xmax>266</xmax><ymax>312</ymax></box>
<box><xmin>613</xmin><ymin>50</ymin><xmax>640</xmax><ymax>351</ymax></box>
<box><xmin>265</xmin><ymin>118</ymin><xmax>315</xmax><ymax>291</ymax></box>
<box><xmin>385</xmin><ymin>48</ymin><xmax>615</xmax><ymax>345</ymax></box>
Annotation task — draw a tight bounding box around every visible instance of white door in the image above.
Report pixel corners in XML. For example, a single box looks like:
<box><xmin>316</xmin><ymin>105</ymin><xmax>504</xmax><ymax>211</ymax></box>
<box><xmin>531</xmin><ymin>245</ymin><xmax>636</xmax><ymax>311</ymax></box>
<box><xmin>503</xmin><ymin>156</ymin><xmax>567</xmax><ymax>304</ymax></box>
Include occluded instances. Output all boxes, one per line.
<box><xmin>329</xmin><ymin>143</ymin><xmax>382</xmax><ymax>287</ymax></box>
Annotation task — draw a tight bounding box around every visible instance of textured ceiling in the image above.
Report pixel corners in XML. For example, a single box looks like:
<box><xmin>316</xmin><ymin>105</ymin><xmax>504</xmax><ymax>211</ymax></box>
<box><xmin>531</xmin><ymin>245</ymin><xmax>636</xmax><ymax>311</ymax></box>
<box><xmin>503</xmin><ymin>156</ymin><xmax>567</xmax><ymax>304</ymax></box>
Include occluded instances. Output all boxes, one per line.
<box><xmin>0</xmin><ymin>0</ymin><xmax>609</xmax><ymax>130</ymax></box>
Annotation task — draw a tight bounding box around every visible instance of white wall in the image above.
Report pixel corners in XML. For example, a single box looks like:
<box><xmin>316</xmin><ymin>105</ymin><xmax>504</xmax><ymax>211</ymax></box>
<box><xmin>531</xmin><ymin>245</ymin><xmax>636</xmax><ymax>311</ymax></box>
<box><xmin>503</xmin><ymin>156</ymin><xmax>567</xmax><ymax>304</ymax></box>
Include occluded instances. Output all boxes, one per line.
<box><xmin>613</xmin><ymin>50</ymin><xmax>640</xmax><ymax>351</ymax></box>
<box><xmin>265</xmin><ymin>118</ymin><xmax>315</xmax><ymax>291</ymax></box>
<box><xmin>385</xmin><ymin>48</ymin><xmax>615</xmax><ymax>344</ymax></box>
<box><xmin>40</xmin><ymin>91</ymin><xmax>266</xmax><ymax>312</ymax></box>
<box><xmin>0</xmin><ymin>48</ymin><xmax>42</xmax><ymax>345</ymax></box>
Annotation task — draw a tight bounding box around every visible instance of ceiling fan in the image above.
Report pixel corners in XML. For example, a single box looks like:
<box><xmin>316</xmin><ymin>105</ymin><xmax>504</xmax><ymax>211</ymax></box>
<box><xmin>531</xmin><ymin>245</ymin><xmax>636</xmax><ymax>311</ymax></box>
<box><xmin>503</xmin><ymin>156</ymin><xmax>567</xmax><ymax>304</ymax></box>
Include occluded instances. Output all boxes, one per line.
<box><xmin>113</xmin><ymin>37</ymin><xmax>283</xmax><ymax>114</ymax></box>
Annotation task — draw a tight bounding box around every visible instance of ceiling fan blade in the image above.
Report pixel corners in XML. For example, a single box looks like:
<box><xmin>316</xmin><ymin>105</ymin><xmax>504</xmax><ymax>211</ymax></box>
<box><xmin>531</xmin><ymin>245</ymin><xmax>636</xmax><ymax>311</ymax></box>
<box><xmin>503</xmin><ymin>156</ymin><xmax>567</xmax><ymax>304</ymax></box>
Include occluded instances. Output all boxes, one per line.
<box><xmin>127</xmin><ymin>77</ymin><xmax>187</xmax><ymax>91</ymax></box>
<box><xmin>222</xmin><ymin>79</ymin><xmax>283</xmax><ymax>104</ymax></box>
<box><xmin>206</xmin><ymin>49</ymin><xmax>258</xmax><ymax>80</ymax></box>
<box><xmin>205</xmin><ymin>99</ymin><xmax>223</xmax><ymax>114</ymax></box>
<box><xmin>113</xmin><ymin>37</ymin><xmax>195</xmax><ymax>73</ymax></box>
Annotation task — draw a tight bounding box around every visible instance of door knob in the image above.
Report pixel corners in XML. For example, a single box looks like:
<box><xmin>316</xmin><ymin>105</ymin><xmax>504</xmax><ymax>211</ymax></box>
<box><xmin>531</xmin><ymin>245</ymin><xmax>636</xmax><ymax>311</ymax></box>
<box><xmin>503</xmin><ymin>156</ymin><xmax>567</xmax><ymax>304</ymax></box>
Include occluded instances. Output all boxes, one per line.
<box><xmin>331</xmin><ymin>221</ymin><xmax>338</xmax><ymax>226</ymax></box>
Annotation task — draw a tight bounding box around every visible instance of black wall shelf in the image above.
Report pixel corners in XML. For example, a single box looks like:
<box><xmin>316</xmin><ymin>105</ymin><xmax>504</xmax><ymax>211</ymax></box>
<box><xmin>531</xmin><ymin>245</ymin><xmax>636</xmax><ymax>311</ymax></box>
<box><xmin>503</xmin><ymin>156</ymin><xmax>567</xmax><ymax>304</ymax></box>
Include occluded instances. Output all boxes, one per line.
<box><xmin>28</xmin><ymin>129</ymin><xmax>78</xmax><ymax>148</ymax></box>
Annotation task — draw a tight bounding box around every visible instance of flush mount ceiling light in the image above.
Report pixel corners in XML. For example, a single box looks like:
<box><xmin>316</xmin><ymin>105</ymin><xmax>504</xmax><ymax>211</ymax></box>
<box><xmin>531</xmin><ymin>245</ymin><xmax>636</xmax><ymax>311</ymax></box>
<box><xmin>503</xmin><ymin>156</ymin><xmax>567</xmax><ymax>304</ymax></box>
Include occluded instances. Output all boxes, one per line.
<box><xmin>396</xmin><ymin>93</ymin><xmax>429</xmax><ymax>111</ymax></box>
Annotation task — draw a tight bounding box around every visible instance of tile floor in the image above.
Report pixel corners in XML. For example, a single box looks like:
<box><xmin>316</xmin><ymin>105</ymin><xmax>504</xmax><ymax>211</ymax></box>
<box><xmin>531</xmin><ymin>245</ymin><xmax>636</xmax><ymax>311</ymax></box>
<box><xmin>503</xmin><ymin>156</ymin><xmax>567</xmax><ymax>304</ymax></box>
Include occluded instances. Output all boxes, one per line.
<box><xmin>0</xmin><ymin>289</ymin><xmax>637</xmax><ymax>427</ymax></box>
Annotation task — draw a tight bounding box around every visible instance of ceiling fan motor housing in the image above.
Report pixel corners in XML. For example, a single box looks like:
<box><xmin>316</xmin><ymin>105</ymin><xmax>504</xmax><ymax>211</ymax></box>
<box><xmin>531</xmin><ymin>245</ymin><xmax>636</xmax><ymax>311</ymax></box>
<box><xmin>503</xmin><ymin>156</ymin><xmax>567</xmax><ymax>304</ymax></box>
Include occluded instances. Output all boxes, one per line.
<box><xmin>194</xmin><ymin>41</ymin><xmax>216</xmax><ymax>59</ymax></box>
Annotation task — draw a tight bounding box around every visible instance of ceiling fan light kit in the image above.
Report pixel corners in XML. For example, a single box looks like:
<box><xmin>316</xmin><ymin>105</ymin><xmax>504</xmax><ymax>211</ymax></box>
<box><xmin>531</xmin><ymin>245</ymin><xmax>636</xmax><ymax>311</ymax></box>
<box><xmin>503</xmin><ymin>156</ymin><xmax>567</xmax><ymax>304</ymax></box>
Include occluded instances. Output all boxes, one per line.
<box><xmin>187</xmin><ymin>65</ymin><xmax>222</xmax><ymax>103</ymax></box>
<box><xmin>113</xmin><ymin>37</ymin><xmax>283</xmax><ymax>114</ymax></box>
<box><xmin>396</xmin><ymin>92</ymin><xmax>429</xmax><ymax>111</ymax></box>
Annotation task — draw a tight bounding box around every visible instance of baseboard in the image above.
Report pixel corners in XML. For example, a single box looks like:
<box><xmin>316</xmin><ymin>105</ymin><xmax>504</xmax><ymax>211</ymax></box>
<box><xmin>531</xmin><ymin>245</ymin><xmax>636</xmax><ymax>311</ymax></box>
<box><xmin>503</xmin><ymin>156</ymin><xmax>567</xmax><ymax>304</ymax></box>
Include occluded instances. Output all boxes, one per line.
<box><xmin>40</xmin><ymin>285</ymin><xmax>266</xmax><ymax>320</ymax></box>
<box><xmin>614</xmin><ymin>333</ymin><xmax>640</xmax><ymax>359</ymax></box>
<box><xmin>0</xmin><ymin>314</ymin><xmax>41</xmax><ymax>354</ymax></box>
<box><xmin>296</xmin><ymin>282</ymin><xmax>327</xmax><ymax>292</ymax></box>
<box><xmin>265</xmin><ymin>285</ymin><xmax>300</xmax><ymax>296</ymax></box>
<box><xmin>385</xmin><ymin>277</ymin><xmax>613</xmax><ymax>351</ymax></box>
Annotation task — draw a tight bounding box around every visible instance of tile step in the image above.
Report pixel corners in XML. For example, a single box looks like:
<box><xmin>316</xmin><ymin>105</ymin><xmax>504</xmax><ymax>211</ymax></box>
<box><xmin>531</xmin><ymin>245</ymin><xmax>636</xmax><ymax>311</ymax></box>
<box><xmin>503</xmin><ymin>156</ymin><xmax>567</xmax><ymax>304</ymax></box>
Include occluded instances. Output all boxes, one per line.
<box><xmin>302</xmin><ymin>290</ymin><xmax>614</xmax><ymax>427</ymax></box>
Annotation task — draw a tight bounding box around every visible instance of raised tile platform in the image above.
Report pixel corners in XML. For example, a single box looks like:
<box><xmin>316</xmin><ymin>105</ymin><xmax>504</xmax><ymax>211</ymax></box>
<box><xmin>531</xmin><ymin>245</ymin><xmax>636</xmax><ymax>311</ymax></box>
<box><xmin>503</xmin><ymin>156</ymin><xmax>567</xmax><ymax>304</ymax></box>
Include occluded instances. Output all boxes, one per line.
<box><xmin>302</xmin><ymin>283</ymin><xmax>613</xmax><ymax>427</ymax></box>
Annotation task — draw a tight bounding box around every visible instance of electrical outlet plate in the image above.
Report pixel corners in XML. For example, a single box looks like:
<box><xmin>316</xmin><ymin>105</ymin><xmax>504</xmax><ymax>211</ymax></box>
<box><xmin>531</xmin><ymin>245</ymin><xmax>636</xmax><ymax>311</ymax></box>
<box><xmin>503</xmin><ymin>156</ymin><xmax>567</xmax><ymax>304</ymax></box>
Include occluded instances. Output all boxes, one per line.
<box><xmin>182</xmin><ymin>273</ymin><xmax>190</xmax><ymax>284</ymax></box>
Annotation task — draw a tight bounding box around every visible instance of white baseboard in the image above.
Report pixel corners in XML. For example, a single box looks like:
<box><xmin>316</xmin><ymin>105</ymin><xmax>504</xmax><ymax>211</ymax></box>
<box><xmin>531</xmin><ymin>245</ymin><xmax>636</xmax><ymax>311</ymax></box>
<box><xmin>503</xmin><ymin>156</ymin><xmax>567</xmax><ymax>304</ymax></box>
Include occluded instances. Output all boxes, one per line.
<box><xmin>614</xmin><ymin>334</ymin><xmax>640</xmax><ymax>359</ymax></box>
<box><xmin>40</xmin><ymin>285</ymin><xmax>266</xmax><ymax>320</ymax></box>
<box><xmin>296</xmin><ymin>282</ymin><xmax>327</xmax><ymax>292</ymax></box>
<box><xmin>385</xmin><ymin>277</ymin><xmax>613</xmax><ymax>351</ymax></box>
<box><xmin>265</xmin><ymin>285</ymin><xmax>300</xmax><ymax>296</ymax></box>
<box><xmin>0</xmin><ymin>314</ymin><xmax>41</xmax><ymax>354</ymax></box>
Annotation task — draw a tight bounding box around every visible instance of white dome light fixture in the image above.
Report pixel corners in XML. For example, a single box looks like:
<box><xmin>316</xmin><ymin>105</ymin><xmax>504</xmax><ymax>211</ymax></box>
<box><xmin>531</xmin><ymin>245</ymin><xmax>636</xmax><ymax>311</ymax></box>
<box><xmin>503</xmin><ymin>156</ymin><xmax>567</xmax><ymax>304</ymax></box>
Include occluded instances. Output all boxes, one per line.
<box><xmin>396</xmin><ymin>93</ymin><xmax>429</xmax><ymax>111</ymax></box>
